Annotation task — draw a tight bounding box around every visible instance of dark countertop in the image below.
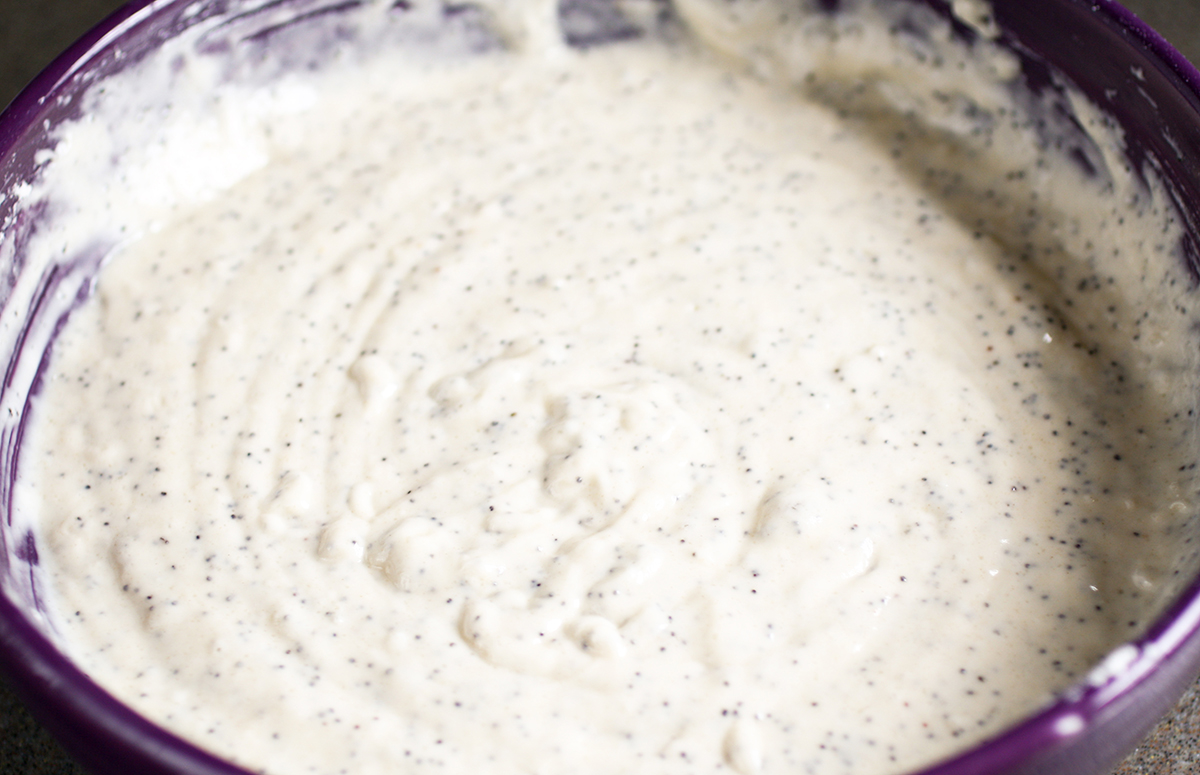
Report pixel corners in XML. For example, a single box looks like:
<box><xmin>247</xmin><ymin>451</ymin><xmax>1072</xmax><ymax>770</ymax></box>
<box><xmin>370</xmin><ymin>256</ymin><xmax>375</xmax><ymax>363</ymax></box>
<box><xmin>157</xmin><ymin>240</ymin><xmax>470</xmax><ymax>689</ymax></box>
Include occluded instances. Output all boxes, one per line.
<box><xmin>3</xmin><ymin>1</ymin><xmax>1200</xmax><ymax>774</ymax></box>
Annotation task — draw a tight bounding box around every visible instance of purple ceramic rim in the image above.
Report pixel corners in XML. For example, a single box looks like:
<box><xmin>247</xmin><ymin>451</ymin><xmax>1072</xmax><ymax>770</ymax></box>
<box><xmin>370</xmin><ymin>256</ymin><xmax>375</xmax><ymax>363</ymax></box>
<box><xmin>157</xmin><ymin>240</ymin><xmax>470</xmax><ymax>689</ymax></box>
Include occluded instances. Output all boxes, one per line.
<box><xmin>0</xmin><ymin>593</ymin><xmax>253</xmax><ymax>775</ymax></box>
<box><xmin>1102</xmin><ymin>0</ymin><xmax>1200</xmax><ymax>97</ymax></box>
<box><xmin>2</xmin><ymin>2</ymin><xmax>1200</xmax><ymax>775</ymax></box>
<box><xmin>0</xmin><ymin>3</ymin><xmax>138</xmax><ymax>155</ymax></box>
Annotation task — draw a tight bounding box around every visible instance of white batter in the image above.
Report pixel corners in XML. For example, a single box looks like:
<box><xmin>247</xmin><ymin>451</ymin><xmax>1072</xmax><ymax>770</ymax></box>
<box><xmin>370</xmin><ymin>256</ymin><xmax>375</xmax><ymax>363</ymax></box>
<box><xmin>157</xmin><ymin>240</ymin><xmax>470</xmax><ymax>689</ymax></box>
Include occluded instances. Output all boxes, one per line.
<box><xmin>11</xmin><ymin>1</ymin><xmax>1200</xmax><ymax>774</ymax></box>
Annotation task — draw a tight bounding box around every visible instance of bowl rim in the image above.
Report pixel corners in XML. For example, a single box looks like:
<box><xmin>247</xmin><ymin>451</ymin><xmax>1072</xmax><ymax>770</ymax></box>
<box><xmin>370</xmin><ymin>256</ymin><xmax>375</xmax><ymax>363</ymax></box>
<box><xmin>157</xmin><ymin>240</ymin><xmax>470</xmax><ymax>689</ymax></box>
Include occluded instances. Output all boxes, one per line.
<box><xmin>2</xmin><ymin>2</ymin><xmax>1200</xmax><ymax>775</ymax></box>
<box><xmin>0</xmin><ymin>2</ymin><xmax>139</xmax><ymax>151</ymax></box>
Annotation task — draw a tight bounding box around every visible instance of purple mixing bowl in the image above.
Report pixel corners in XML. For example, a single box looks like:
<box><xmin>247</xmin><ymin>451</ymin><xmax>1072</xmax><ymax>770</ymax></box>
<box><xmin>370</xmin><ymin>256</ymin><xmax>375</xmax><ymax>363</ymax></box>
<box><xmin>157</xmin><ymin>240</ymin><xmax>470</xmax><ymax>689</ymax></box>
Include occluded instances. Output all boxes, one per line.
<box><xmin>3</xmin><ymin>1</ymin><xmax>1200</xmax><ymax>774</ymax></box>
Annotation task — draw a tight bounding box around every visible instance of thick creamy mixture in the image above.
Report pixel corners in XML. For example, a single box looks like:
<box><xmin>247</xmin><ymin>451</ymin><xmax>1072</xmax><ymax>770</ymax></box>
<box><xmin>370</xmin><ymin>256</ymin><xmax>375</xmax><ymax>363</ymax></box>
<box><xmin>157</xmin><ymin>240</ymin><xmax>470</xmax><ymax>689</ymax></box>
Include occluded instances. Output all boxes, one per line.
<box><xmin>10</xmin><ymin>1</ymin><xmax>1200</xmax><ymax>774</ymax></box>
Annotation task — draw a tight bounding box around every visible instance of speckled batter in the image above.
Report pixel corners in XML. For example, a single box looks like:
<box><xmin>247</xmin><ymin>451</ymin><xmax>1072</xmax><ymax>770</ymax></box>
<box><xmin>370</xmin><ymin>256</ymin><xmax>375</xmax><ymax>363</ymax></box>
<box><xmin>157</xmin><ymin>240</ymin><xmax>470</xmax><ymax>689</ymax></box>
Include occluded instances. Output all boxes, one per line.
<box><xmin>13</xmin><ymin>1</ymin><xmax>1200</xmax><ymax>774</ymax></box>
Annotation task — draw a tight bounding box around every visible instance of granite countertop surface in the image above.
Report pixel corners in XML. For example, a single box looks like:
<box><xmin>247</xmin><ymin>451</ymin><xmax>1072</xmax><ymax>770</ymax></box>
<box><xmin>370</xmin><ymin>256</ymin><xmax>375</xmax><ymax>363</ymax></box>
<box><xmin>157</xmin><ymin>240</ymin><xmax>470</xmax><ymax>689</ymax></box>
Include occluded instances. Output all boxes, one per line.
<box><xmin>3</xmin><ymin>1</ymin><xmax>1200</xmax><ymax>774</ymax></box>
